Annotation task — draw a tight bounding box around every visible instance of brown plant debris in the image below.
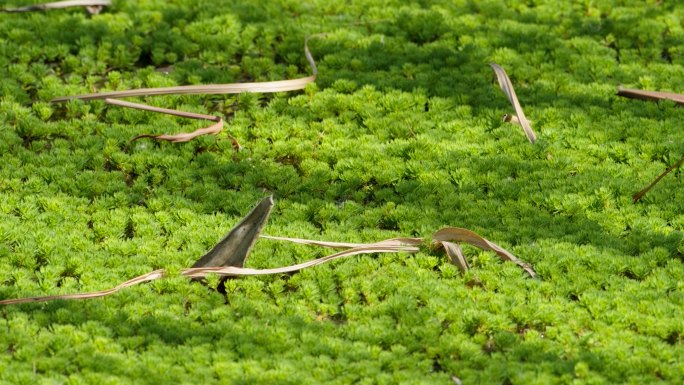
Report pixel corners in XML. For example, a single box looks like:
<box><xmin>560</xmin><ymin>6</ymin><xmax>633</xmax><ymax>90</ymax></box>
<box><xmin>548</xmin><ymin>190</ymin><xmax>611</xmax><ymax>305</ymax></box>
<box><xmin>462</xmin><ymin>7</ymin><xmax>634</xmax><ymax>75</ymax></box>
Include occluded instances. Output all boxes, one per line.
<box><xmin>0</xmin><ymin>197</ymin><xmax>536</xmax><ymax>306</ymax></box>
<box><xmin>490</xmin><ymin>63</ymin><xmax>537</xmax><ymax>143</ymax></box>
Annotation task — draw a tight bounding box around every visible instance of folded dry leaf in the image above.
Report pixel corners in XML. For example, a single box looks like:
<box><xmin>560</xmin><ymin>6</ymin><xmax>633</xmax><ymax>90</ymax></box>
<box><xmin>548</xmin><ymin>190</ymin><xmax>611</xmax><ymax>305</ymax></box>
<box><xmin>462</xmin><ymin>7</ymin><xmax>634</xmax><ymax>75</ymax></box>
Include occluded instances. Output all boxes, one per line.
<box><xmin>490</xmin><ymin>63</ymin><xmax>537</xmax><ymax>143</ymax></box>
<box><xmin>0</xmin><ymin>0</ymin><xmax>110</xmax><ymax>13</ymax></box>
<box><xmin>432</xmin><ymin>227</ymin><xmax>537</xmax><ymax>278</ymax></box>
<box><xmin>0</xmin><ymin>228</ymin><xmax>534</xmax><ymax>305</ymax></box>
<box><xmin>50</xmin><ymin>37</ymin><xmax>320</xmax><ymax>142</ymax></box>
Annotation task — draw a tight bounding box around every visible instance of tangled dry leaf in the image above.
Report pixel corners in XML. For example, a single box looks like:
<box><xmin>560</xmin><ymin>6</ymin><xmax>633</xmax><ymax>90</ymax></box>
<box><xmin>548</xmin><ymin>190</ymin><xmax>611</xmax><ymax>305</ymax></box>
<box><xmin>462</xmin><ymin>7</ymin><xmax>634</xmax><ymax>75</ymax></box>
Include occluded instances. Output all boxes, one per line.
<box><xmin>51</xmin><ymin>36</ymin><xmax>321</xmax><ymax>142</ymax></box>
<box><xmin>432</xmin><ymin>227</ymin><xmax>537</xmax><ymax>278</ymax></box>
<box><xmin>490</xmin><ymin>63</ymin><xmax>537</xmax><ymax>143</ymax></box>
<box><xmin>0</xmin><ymin>0</ymin><xmax>110</xmax><ymax>13</ymax></box>
<box><xmin>0</xmin><ymin>198</ymin><xmax>536</xmax><ymax>306</ymax></box>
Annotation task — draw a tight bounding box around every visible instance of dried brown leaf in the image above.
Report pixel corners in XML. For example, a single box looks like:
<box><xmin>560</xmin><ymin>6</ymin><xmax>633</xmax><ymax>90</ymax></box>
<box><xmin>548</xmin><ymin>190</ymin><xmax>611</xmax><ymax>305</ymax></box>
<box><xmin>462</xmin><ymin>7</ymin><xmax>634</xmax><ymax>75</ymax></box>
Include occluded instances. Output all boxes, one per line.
<box><xmin>438</xmin><ymin>241</ymin><xmax>470</xmax><ymax>272</ymax></box>
<box><xmin>616</xmin><ymin>87</ymin><xmax>684</xmax><ymax>105</ymax></box>
<box><xmin>432</xmin><ymin>227</ymin><xmax>536</xmax><ymax>277</ymax></box>
<box><xmin>0</xmin><ymin>270</ymin><xmax>164</xmax><ymax>305</ymax></box>
<box><xmin>0</xmin><ymin>0</ymin><xmax>110</xmax><ymax>12</ymax></box>
<box><xmin>490</xmin><ymin>63</ymin><xmax>537</xmax><ymax>143</ymax></box>
<box><xmin>131</xmin><ymin>118</ymin><xmax>224</xmax><ymax>143</ymax></box>
<box><xmin>51</xmin><ymin>37</ymin><xmax>319</xmax><ymax>102</ymax></box>
<box><xmin>192</xmin><ymin>196</ymin><xmax>273</xmax><ymax>268</ymax></box>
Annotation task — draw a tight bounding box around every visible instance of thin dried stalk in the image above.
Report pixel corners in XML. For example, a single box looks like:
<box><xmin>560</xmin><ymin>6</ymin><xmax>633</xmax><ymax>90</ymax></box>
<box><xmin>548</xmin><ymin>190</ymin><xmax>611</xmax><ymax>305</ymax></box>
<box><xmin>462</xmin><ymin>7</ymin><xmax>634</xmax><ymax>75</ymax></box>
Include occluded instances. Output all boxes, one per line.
<box><xmin>633</xmin><ymin>155</ymin><xmax>684</xmax><ymax>202</ymax></box>
<box><xmin>432</xmin><ymin>227</ymin><xmax>536</xmax><ymax>277</ymax></box>
<box><xmin>490</xmin><ymin>63</ymin><xmax>537</xmax><ymax>143</ymax></box>
<box><xmin>182</xmin><ymin>238</ymin><xmax>422</xmax><ymax>279</ymax></box>
<box><xmin>616</xmin><ymin>87</ymin><xmax>684</xmax><ymax>105</ymax></box>
<box><xmin>0</xmin><ymin>0</ymin><xmax>110</xmax><ymax>12</ymax></box>
<box><xmin>0</xmin><ymin>270</ymin><xmax>164</xmax><ymax>306</ymax></box>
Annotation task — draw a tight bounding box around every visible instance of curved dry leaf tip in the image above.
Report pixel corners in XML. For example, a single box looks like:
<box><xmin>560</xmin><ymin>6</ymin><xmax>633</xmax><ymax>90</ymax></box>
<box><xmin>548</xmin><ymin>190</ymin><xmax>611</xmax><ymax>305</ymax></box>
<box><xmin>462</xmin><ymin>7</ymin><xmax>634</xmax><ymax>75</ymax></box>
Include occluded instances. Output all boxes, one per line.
<box><xmin>432</xmin><ymin>227</ymin><xmax>537</xmax><ymax>278</ymax></box>
<box><xmin>489</xmin><ymin>63</ymin><xmax>537</xmax><ymax>143</ymax></box>
<box><xmin>131</xmin><ymin>119</ymin><xmax>224</xmax><ymax>143</ymax></box>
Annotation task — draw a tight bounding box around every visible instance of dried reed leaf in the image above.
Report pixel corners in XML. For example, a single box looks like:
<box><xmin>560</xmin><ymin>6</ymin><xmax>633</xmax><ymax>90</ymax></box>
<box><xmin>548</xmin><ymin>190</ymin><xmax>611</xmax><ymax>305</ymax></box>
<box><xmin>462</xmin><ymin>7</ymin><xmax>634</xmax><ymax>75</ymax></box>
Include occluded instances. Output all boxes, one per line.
<box><xmin>182</xmin><ymin>238</ymin><xmax>422</xmax><ymax>279</ymax></box>
<box><xmin>105</xmin><ymin>98</ymin><xmax>220</xmax><ymax>122</ymax></box>
<box><xmin>0</xmin><ymin>0</ymin><xmax>110</xmax><ymax>12</ymax></box>
<box><xmin>51</xmin><ymin>38</ymin><xmax>318</xmax><ymax>102</ymax></box>
<box><xmin>432</xmin><ymin>227</ymin><xmax>536</xmax><ymax>277</ymax></box>
<box><xmin>633</xmin><ymin>155</ymin><xmax>684</xmax><ymax>202</ymax></box>
<box><xmin>131</xmin><ymin>118</ymin><xmax>224</xmax><ymax>143</ymax></box>
<box><xmin>192</xmin><ymin>196</ymin><xmax>274</xmax><ymax>268</ymax></box>
<box><xmin>0</xmin><ymin>270</ymin><xmax>164</xmax><ymax>305</ymax></box>
<box><xmin>0</xmin><ymin>238</ymin><xmax>421</xmax><ymax>306</ymax></box>
<box><xmin>438</xmin><ymin>241</ymin><xmax>470</xmax><ymax>272</ymax></box>
<box><xmin>0</xmin><ymin>198</ymin><xmax>535</xmax><ymax>305</ymax></box>
<box><xmin>617</xmin><ymin>87</ymin><xmax>684</xmax><ymax>105</ymax></box>
<box><xmin>490</xmin><ymin>63</ymin><xmax>537</xmax><ymax>143</ymax></box>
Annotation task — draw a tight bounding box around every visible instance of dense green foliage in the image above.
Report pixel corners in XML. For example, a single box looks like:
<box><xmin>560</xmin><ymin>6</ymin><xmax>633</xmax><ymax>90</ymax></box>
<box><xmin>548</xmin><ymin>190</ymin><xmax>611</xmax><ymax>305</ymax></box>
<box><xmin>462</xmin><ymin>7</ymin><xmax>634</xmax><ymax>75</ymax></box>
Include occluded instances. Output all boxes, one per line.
<box><xmin>1</xmin><ymin>0</ymin><xmax>683</xmax><ymax>383</ymax></box>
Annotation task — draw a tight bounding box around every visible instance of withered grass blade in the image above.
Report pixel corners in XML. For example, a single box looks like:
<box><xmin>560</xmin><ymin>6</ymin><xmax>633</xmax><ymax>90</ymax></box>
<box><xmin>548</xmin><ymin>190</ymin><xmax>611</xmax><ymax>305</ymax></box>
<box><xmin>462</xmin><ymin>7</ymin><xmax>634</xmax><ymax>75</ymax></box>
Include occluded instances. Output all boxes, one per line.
<box><xmin>633</xmin><ymin>155</ymin><xmax>684</xmax><ymax>202</ymax></box>
<box><xmin>490</xmin><ymin>63</ymin><xmax>537</xmax><ymax>143</ymax></box>
<box><xmin>192</xmin><ymin>196</ymin><xmax>274</xmax><ymax>268</ymax></box>
<box><xmin>183</xmin><ymin>238</ymin><xmax>422</xmax><ymax>278</ymax></box>
<box><xmin>438</xmin><ymin>241</ymin><xmax>470</xmax><ymax>272</ymax></box>
<box><xmin>51</xmin><ymin>38</ymin><xmax>319</xmax><ymax>103</ymax></box>
<box><xmin>432</xmin><ymin>227</ymin><xmax>536</xmax><ymax>277</ymax></box>
<box><xmin>616</xmin><ymin>87</ymin><xmax>684</xmax><ymax>105</ymax></box>
<box><xmin>0</xmin><ymin>0</ymin><xmax>110</xmax><ymax>12</ymax></box>
<box><xmin>0</xmin><ymin>270</ymin><xmax>164</xmax><ymax>306</ymax></box>
<box><xmin>106</xmin><ymin>98</ymin><xmax>220</xmax><ymax>122</ymax></box>
<box><xmin>131</xmin><ymin>118</ymin><xmax>224</xmax><ymax>143</ymax></box>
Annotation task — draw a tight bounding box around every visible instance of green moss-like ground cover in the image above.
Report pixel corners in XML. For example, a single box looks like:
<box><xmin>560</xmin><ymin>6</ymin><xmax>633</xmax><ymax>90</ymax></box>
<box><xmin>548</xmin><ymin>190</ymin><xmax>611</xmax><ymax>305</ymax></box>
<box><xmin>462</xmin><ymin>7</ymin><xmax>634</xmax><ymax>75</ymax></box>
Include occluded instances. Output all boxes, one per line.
<box><xmin>1</xmin><ymin>0</ymin><xmax>683</xmax><ymax>383</ymax></box>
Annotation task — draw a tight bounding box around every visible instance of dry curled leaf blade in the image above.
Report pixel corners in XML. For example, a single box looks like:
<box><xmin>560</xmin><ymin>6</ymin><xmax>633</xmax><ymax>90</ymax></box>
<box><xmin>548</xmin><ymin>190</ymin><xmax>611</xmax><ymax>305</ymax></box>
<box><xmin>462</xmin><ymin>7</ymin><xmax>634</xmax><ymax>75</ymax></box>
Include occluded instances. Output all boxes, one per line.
<box><xmin>51</xmin><ymin>38</ymin><xmax>319</xmax><ymax>102</ymax></box>
<box><xmin>616</xmin><ymin>87</ymin><xmax>684</xmax><ymax>105</ymax></box>
<box><xmin>438</xmin><ymin>241</ymin><xmax>470</xmax><ymax>272</ymax></box>
<box><xmin>192</xmin><ymin>196</ymin><xmax>274</xmax><ymax>268</ymax></box>
<box><xmin>0</xmin><ymin>0</ymin><xmax>110</xmax><ymax>12</ymax></box>
<box><xmin>432</xmin><ymin>227</ymin><xmax>536</xmax><ymax>277</ymax></box>
<box><xmin>0</xmin><ymin>270</ymin><xmax>165</xmax><ymax>306</ymax></box>
<box><xmin>0</xmin><ymin>238</ymin><xmax>421</xmax><ymax>306</ymax></box>
<box><xmin>131</xmin><ymin>118</ymin><xmax>224</xmax><ymax>143</ymax></box>
<box><xmin>490</xmin><ymin>63</ymin><xmax>537</xmax><ymax>143</ymax></box>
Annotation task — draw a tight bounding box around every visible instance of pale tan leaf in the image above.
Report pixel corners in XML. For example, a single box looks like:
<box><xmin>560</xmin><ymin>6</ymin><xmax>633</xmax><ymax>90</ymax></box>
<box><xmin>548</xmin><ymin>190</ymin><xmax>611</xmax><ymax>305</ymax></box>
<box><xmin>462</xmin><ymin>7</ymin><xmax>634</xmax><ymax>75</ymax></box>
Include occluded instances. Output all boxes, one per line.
<box><xmin>617</xmin><ymin>87</ymin><xmax>684</xmax><ymax>105</ymax></box>
<box><xmin>432</xmin><ymin>227</ymin><xmax>536</xmax><ymax>277</ymax></box>
<box><xmin>0</xmin><ymin>270</ymin><xmax>164</xmax><ymax>306</ymax></box>
<box><xmin>105</xmin><ymin>98</ymin><xmax>220</xmax><ymax>122</ymax></box>
<box><xmin>438</xmin><ymin>241</ymin><xmax>469</xmax><ymax>272</ymax></box>
<box><xmin>490</xmin><ymin>63</ymin><xmax>537</xmax><ymax>143</ymax></box>
<box><xmin>182</xmin><ymin>238</ymin><xmax>422</xmax><ymax>278</ymax></box>
<box><xmin>0</xmin><ymin>0</ymin><xmax>110</xmax><ymax>12</ymax></box>
<box><xmin>51</xmin><ymin>38</ymin><xmax>319</xmax><ymax>102</ymax></box>
<box><xmin>131</xmin><ymin>118</ymin><xmax>223</xmax><ymax>143</ymax></box>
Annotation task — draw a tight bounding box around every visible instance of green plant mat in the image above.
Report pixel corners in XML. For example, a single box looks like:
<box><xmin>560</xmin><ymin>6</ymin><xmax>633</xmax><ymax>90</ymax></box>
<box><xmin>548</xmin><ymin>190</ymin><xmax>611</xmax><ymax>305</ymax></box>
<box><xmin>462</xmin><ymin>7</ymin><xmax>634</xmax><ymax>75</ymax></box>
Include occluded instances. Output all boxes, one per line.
<box><xmin>0</xmin><ymin>0</ymin><xmax>683</xmax><ymax>384</ymax></box>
